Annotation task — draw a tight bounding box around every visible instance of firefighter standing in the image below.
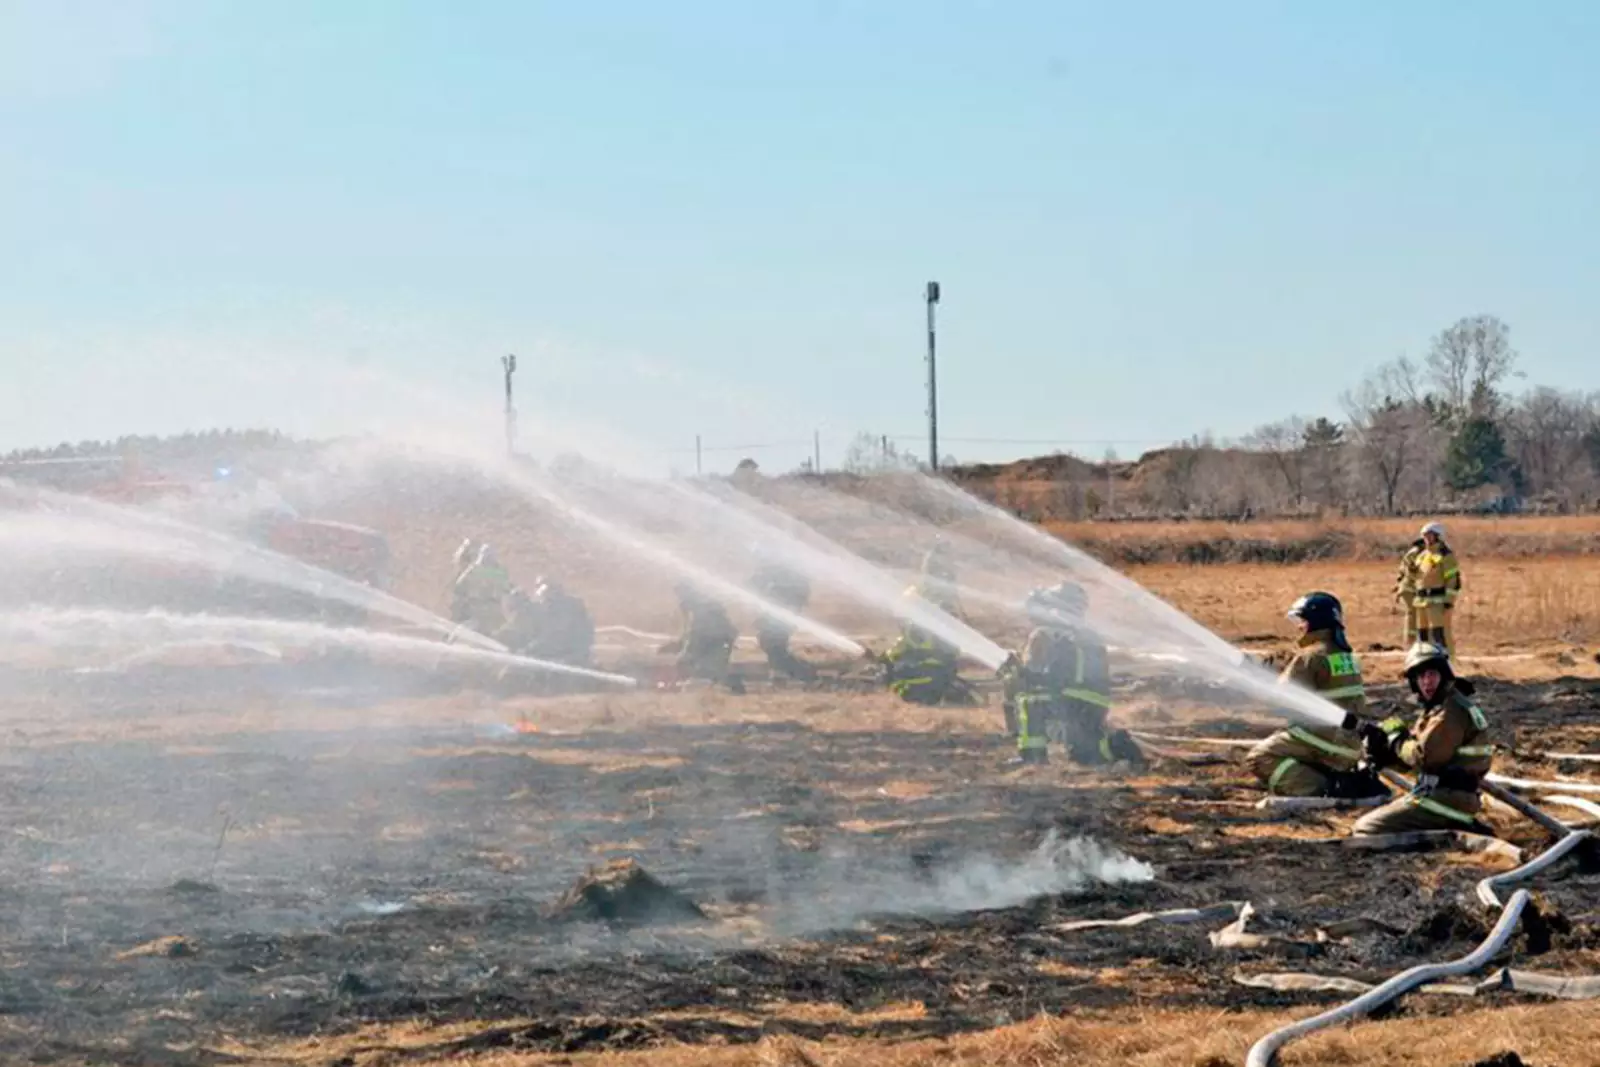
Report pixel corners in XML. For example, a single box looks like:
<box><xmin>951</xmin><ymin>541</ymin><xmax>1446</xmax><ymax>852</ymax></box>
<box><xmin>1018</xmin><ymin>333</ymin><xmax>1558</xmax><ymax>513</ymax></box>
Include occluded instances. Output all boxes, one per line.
<box><xmin>883</xmin><ymin>584</ymin><xmax>963</xmax><ymax>705</ymax></box>
<box><xmin>1395</xmin><ymin>537</ymin><xmax>1425</xmax><ymax>647</ymax></box>
<box><xmin>750</xmin><ymin>557</ymin><xmax>816</xmax><ymax>682</ymax></box>
<box><xmin>1353</xmin><ymin>643</ymin><xmax>1494</xmax><ymax>836</ymax></box>
<box><xmin>660</xmin><ymin>582</ymin><xmax>744</xmax><ymax>693</ymax></box>
<box><xmin>1412</xmin><ymin>522</ymin><xmax>1462</xmax><ymax>658</ymax></box>
<box><xmin>1245</xmin><ymin>592</ymin><xmax>1388</xmax><ymax>799</ymax></box>
<box><xmin>1000</xmin><ymin>582</ymin><xmax>1143</xmax><ymax>767</ymax></box>
<box><xmin>454</xmin><ymin>542</ymin><xmax>513</xmax><ymax>636</ymax></box>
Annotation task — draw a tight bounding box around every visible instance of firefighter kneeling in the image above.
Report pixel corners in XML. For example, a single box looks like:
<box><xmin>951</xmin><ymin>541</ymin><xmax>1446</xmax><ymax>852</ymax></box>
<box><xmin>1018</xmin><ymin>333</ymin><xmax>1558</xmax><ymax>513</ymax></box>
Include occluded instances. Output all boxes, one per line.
<box><xmin>882</xmin><ymin>585</ymin><xmax>964</xmax><ymax>705</ymax></box>
<box><xmin>1352</xmin><ymin>643</ymin><xmax>1495</xmax><ymax>836</ymax></box>
<box><xmin>999</xmin><ymin>582</ymin><xmax>1143</xmax><ymax>767</ymax></box>
<box><xmin>1246</xmin><ymin>591</ymin><xmax>1388</xmax><ymax>799</ymax></box>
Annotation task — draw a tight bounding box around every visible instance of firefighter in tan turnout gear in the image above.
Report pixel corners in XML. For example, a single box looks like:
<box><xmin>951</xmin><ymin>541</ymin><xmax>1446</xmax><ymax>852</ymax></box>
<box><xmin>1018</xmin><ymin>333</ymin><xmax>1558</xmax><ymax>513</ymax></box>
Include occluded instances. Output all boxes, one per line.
<box><xmin>1395</xmin><ymin>536</ymin><xmax>1425</xmax><ymax>647</ymax></box>
<box><xmin>1246</xmin><ymin>592</ymin><xmax>1388</xmax><ymax>799</ymax></box>
<box><xmin>999</xmin><ymin>582</ymin><xmax>1144</xmax><ymax>767</ymax></box>
<box><xmin>453</xmin><ymin>542</ymin><xmax>513</xmax><ymax>637</ymax></box>
<box><xmin>1353</xmin><ymin>642</ymin><xmax>1494</xmax><ymax>836</ymax></box>
<box><xmin>883</xmin><ymin>584</ymin><xmax>963</xmax><ymax>705</ymax></box>
<box><xmin>1411</xmin><ymin>522</ymin><xmax>1462</xmax><ymax>658</ymax></box>
<box><xmin>660</xmin><ymin>581</ymin><xmax>745</xmax><ymax>693</ymax></box>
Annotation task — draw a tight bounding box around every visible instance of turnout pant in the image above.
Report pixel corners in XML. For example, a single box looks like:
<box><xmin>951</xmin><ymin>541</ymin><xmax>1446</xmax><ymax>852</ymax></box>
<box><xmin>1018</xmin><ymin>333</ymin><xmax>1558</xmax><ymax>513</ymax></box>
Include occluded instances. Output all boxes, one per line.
<box><xmin>1246</xmin><ymin>724</ymin><xmax>1362</xmax><ymax>797</ymax></box>
<box><xmin>756</xmin><ymin>620</ymin><xmax>815</xmax><ymax>681</ymax></box>
<box><xmin>1018</xmin><ymin>696</ymin><xmax>1144</xmax><ymax>765</ymax></box>
<box><xmin>1413</xmin><ymin>602</ymin><xmax>1455</xmax><ymax>658</ymax></box>
<box><xmin>1352</xmin><ymin>788</ymin><xmax>1487</xmax><ymax>835</ymax></box>
<box><xmin>1398</xmin><ymin>596</ymin><xmax>1419</xmax><ymax>647</ymax></box>
<box><xmin>678</xmin><ymin>636</ymin><xmax>734</xmax><ymax>682</ymax></box>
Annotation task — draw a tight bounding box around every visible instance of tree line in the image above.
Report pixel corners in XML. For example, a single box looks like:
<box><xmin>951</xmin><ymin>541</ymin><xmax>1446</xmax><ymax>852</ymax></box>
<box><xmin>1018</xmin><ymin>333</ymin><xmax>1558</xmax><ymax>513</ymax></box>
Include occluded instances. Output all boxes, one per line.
<box><xmin>839</xmin><ymin>315</ymin><xmax>1599</xmax><ymax>520</ymax></box>
<box><xmin>1233</xmin><ymin>314</ymin><xmax>1599</xmax><ymax>516</ymax></box>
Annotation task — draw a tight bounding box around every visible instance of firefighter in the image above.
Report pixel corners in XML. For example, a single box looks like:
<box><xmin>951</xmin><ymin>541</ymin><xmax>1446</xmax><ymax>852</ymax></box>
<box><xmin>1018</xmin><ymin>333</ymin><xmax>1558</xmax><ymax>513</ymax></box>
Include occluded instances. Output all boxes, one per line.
<box><xmin>999</xmin><ymin>582</ymin><xmax>1143</xmax><ymax>767</ymax></box>
<box><xmin>529</xmin><ymin>576</ymin><xmax>595</xmax><ymax>667</ymax></box>
<box><xmin>449</xmin><ymin>538</ymin><xmax>480</xmax><ymax>624</ymax></box>
<box><xmin>1412</xmin><ymin>522</ymin><xmax>1462</xmax><ymax>658</ymax></box>
<box><xmin>497</xmin><ymin>576</ymin><xmax>595</xmax><ymax>667</ymax></box>
<box><xmin>1245</xmin><ymin>592</ymin><xmax>1388</xmax><ymax>799</ymax></box>
<box><xmin>883</xmin><ymin>584</ymin><xmax>963</xmax><ymax>705</ymax></box>
<box><xmin>453</xmin><ymin>542</ymin><xmax>513</xmax><ymax>636</ymax></box>
<box><xmin>750</xmin><ymin>555</ymin><xmax>816</xmax><ymax>683</ymax></box>
<box><xmin>660</xmin><ymin>581</ymin><xmax>743</xmax><ymax>693</ymax></box>
<box><xmin>1352</xmin><ymin>642</ymin><xmax>1494</xmax><ymax>836</ymax></box>
<box><xmin>1395</xmin><ymin>537</ymin><xmax>1425</xmax><ymax>647</ymax></box>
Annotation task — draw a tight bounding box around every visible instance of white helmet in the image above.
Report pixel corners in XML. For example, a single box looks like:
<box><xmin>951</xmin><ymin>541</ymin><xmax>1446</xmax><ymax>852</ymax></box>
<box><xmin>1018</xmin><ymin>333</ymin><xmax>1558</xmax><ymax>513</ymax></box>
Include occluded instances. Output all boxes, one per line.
<box><xmin>1420</xmin><ymin>521</ymin><xmax>1446</xmax><ymax>539</ymax></box>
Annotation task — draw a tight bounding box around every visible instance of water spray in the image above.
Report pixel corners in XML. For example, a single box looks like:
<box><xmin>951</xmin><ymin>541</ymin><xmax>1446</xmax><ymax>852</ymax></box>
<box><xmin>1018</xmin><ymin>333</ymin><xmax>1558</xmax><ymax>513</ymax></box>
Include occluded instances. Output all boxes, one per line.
<box><xmin>0</xmin><ymin>479</ymin><xmax>505</xmax><ymax>653</ymax></box>
<box><xmin>612</xmin><ymin>476</ymin><xmax>1009</xmax><ymax>668</ymax></box>
<box><xmin>374</xmin><ymin>437</ymin><xmax>868</xmax><ymax>658</ymax></box>
<box><xmin>0</xmin><ymin>607</ymin><xmax>637</xmax><ymax>687</ymax></box>
<box><xmin>905</xmin><ymin>475</ymin><xmax>1351</xmax><ymax>729</ymax></box>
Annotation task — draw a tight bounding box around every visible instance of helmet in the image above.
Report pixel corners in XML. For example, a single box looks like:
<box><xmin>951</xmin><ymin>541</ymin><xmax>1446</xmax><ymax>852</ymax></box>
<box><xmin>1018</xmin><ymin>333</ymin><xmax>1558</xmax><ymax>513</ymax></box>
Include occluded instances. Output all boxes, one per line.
<box><xmin>1420</xmin><ymin>521</ymin><xmax>1446</xmax><ymax>539</ymax></box>
<box><xmin>453</xmin><ymin>538</ymin><xmax>478</xmax><ymax>569</ymax></box>
<box><xmin>1402</xmin><ymin>641</ymin><xmax>1454</xmax><ymax>697</ymax></box>
<box><xmin>1026</xmin><ymin>581</ymin><xmax>1088</xmax><ymax>627</ymax></box>
<box><xmin>1287</xmin><ymin>591</ymin><xmax>1343</xmax><ymax>632</ymax></box>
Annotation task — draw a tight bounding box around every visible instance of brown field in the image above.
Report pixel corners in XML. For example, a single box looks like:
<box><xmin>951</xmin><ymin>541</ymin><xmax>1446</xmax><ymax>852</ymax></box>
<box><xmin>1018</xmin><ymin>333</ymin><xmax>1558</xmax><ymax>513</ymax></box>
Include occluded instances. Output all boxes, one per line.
<box><xmin>1047</xmin><ymin>514</ymin><xmax>1600</xmax><ymax>566</ymax></box>
<box><xmin>7</xmin><ymin>500</ymin><xmax>1600</xmax><ymax>1067</ymax></box>
<box><xmin>1134</xmin><ymin>557</ymin><xmax>1600</xmax><ymax>659</ymax></box>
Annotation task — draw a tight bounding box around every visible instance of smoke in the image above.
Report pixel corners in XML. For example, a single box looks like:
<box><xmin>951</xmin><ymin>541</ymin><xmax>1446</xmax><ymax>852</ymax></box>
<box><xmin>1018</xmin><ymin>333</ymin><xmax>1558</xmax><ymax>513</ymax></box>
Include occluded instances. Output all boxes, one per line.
<box><xmin>767</xmin><ymin>831</ymin><xmax>1153</xmax><ymax>936</ymax></box>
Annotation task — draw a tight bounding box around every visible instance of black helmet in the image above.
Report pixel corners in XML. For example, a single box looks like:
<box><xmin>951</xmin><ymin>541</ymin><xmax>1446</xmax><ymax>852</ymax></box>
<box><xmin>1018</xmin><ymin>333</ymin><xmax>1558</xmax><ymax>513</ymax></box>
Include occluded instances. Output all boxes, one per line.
<box><xmin>1402</xmin><ymin>641</ymin><xmax>1459</xmax><ymax>700</ymax></box>
<box><xmin>1287</xmin><ymin>591</ymin><xmax>1343</xmax><ymax>632</ymax></box>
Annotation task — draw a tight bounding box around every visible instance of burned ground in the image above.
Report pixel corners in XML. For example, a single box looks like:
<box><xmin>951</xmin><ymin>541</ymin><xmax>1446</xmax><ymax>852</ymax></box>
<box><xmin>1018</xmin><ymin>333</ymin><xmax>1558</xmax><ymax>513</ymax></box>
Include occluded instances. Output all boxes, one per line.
<box><xmin>1</xmin><ymin>669</ymin><xmax>1598</xmax><ymax>1066</ymax></box>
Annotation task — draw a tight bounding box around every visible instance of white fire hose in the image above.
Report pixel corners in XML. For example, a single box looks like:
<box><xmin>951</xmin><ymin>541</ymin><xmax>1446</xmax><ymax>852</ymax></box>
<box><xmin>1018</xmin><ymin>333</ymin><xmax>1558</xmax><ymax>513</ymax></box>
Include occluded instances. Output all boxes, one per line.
<box><xmin>1245</xmin><ymin>803</ymin><xmax>1592</xmax><ymax>1067</ymax></box>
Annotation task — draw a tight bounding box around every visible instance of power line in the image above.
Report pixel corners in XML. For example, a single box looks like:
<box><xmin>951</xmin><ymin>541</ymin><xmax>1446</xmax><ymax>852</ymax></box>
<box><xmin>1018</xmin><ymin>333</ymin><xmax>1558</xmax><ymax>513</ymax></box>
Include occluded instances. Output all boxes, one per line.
<box><xmin>882</xmin><ymin>434</ymin><xmax>1168</xmax><ymax>446</ymax></box>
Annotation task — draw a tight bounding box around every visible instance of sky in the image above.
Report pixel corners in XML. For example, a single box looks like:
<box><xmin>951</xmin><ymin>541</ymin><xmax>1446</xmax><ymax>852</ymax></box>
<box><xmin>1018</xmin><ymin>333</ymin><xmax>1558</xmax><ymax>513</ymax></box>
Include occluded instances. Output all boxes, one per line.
<box><xmin>2</xmin><ymin>1</ymin><xmax>1597</xmax><ymax>473</ymax></box>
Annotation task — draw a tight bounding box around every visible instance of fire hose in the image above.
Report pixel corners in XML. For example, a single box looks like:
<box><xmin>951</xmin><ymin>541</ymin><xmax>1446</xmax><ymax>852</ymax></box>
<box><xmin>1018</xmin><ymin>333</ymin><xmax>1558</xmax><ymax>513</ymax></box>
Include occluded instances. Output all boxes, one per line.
<box><xmin>1245</xmin><ymin>777</ymin><xmax>1592</xmax><ymax>1067</ymax></box>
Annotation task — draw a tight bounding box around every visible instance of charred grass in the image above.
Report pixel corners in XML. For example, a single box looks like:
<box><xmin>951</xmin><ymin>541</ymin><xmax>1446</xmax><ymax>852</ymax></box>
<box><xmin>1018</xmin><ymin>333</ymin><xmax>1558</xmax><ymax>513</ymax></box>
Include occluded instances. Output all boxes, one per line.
<box><xmin>4</xmin><ymin>673</ymin><xmax>1600</xmax><ymax>1066</ymax></box>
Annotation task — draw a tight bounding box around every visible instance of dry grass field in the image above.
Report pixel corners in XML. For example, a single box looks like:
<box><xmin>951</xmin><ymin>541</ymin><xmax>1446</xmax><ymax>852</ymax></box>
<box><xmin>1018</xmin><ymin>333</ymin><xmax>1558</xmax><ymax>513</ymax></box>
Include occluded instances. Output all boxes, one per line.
<box><xmin>258</xmin><ymin>1002</ymin><xmax>1600</xmax><ymax>1067</ymax></box>
<box><xmin>10</xmin><ymin>500</ymin><xmax>1595</xmax><ymax>1067</ymax></box>
<box><xmin>1048</xmin><ymin>514</ymin><xmax>1600</xmax><ymax>566</ymax></box>
<box><xmin>1134</xmin><ymin>557</ymin><xmax>1600</xmax><ymax>658</ymax></box>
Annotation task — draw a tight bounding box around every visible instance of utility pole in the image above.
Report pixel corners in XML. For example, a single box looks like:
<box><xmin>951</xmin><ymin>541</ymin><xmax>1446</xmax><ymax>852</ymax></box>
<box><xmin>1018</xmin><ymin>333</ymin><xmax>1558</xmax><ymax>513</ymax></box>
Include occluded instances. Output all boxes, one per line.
<box><xmin>501</xmin><ymin>354</ymin><xmax>518</xmax><ymax>457</ymax></box>
<box><xmin>813</xmin><ymin>429</ymin><xmax>821</xmax><ymax>473</ymax></box>
<box><xmin>695</xmin><ymin>434</ymin><xmax>703</xmax><ymax>476</ymax></box>
<box><xmin>925</xmin><ymin>281</ymin><xmax>941</xmax><ymax>471</ymax></box>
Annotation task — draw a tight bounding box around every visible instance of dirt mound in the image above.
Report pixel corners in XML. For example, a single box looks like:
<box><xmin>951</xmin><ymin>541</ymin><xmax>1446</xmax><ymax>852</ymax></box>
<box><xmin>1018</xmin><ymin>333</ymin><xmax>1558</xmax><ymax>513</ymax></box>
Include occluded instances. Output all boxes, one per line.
<box><xmin>548</xmin><ymin>859</ymin><xmax>706</xmax><ymax>925</ymax></box>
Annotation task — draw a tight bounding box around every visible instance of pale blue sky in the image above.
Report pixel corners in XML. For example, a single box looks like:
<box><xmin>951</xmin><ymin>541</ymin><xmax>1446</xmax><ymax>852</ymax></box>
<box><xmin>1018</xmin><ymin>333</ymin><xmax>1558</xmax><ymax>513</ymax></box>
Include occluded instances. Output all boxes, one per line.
<box><xmin>2</xmin><ymin>1</ymin><xmax>1597</xmax><ymax>471</ymax></box>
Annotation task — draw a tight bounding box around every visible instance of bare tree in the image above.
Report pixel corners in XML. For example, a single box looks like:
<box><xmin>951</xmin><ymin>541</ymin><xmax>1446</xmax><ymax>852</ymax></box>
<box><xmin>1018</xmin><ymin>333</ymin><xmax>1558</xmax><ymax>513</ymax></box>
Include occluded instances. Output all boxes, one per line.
<box><xmin>1426</xmin><ymin>315</ymin><xmax>1518</xmax><ymax>419</ymax></box>
<box><xmin>1301</xmin><ymin>417</ymin><xmax>1346</xmax><ymax>509</ymax></box>
<box><xmin>842</xmin><ymin>432</ymin><xmax>916</xmax><ymax>474</ymax></box>
<box><xmin>1243</xmin><ymin>417</ymin><xmax>1308</xmax><ymax>508</ymax></box>
<box><xmin>1343</xmin><ymin>360</ymin><xmax>1428</xmax><ymax>514</ymax></box>
<box><xmin>1506</xmin><ymin>388</ymin><xmax>1593</xmax><ymax>504</ymax></box>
